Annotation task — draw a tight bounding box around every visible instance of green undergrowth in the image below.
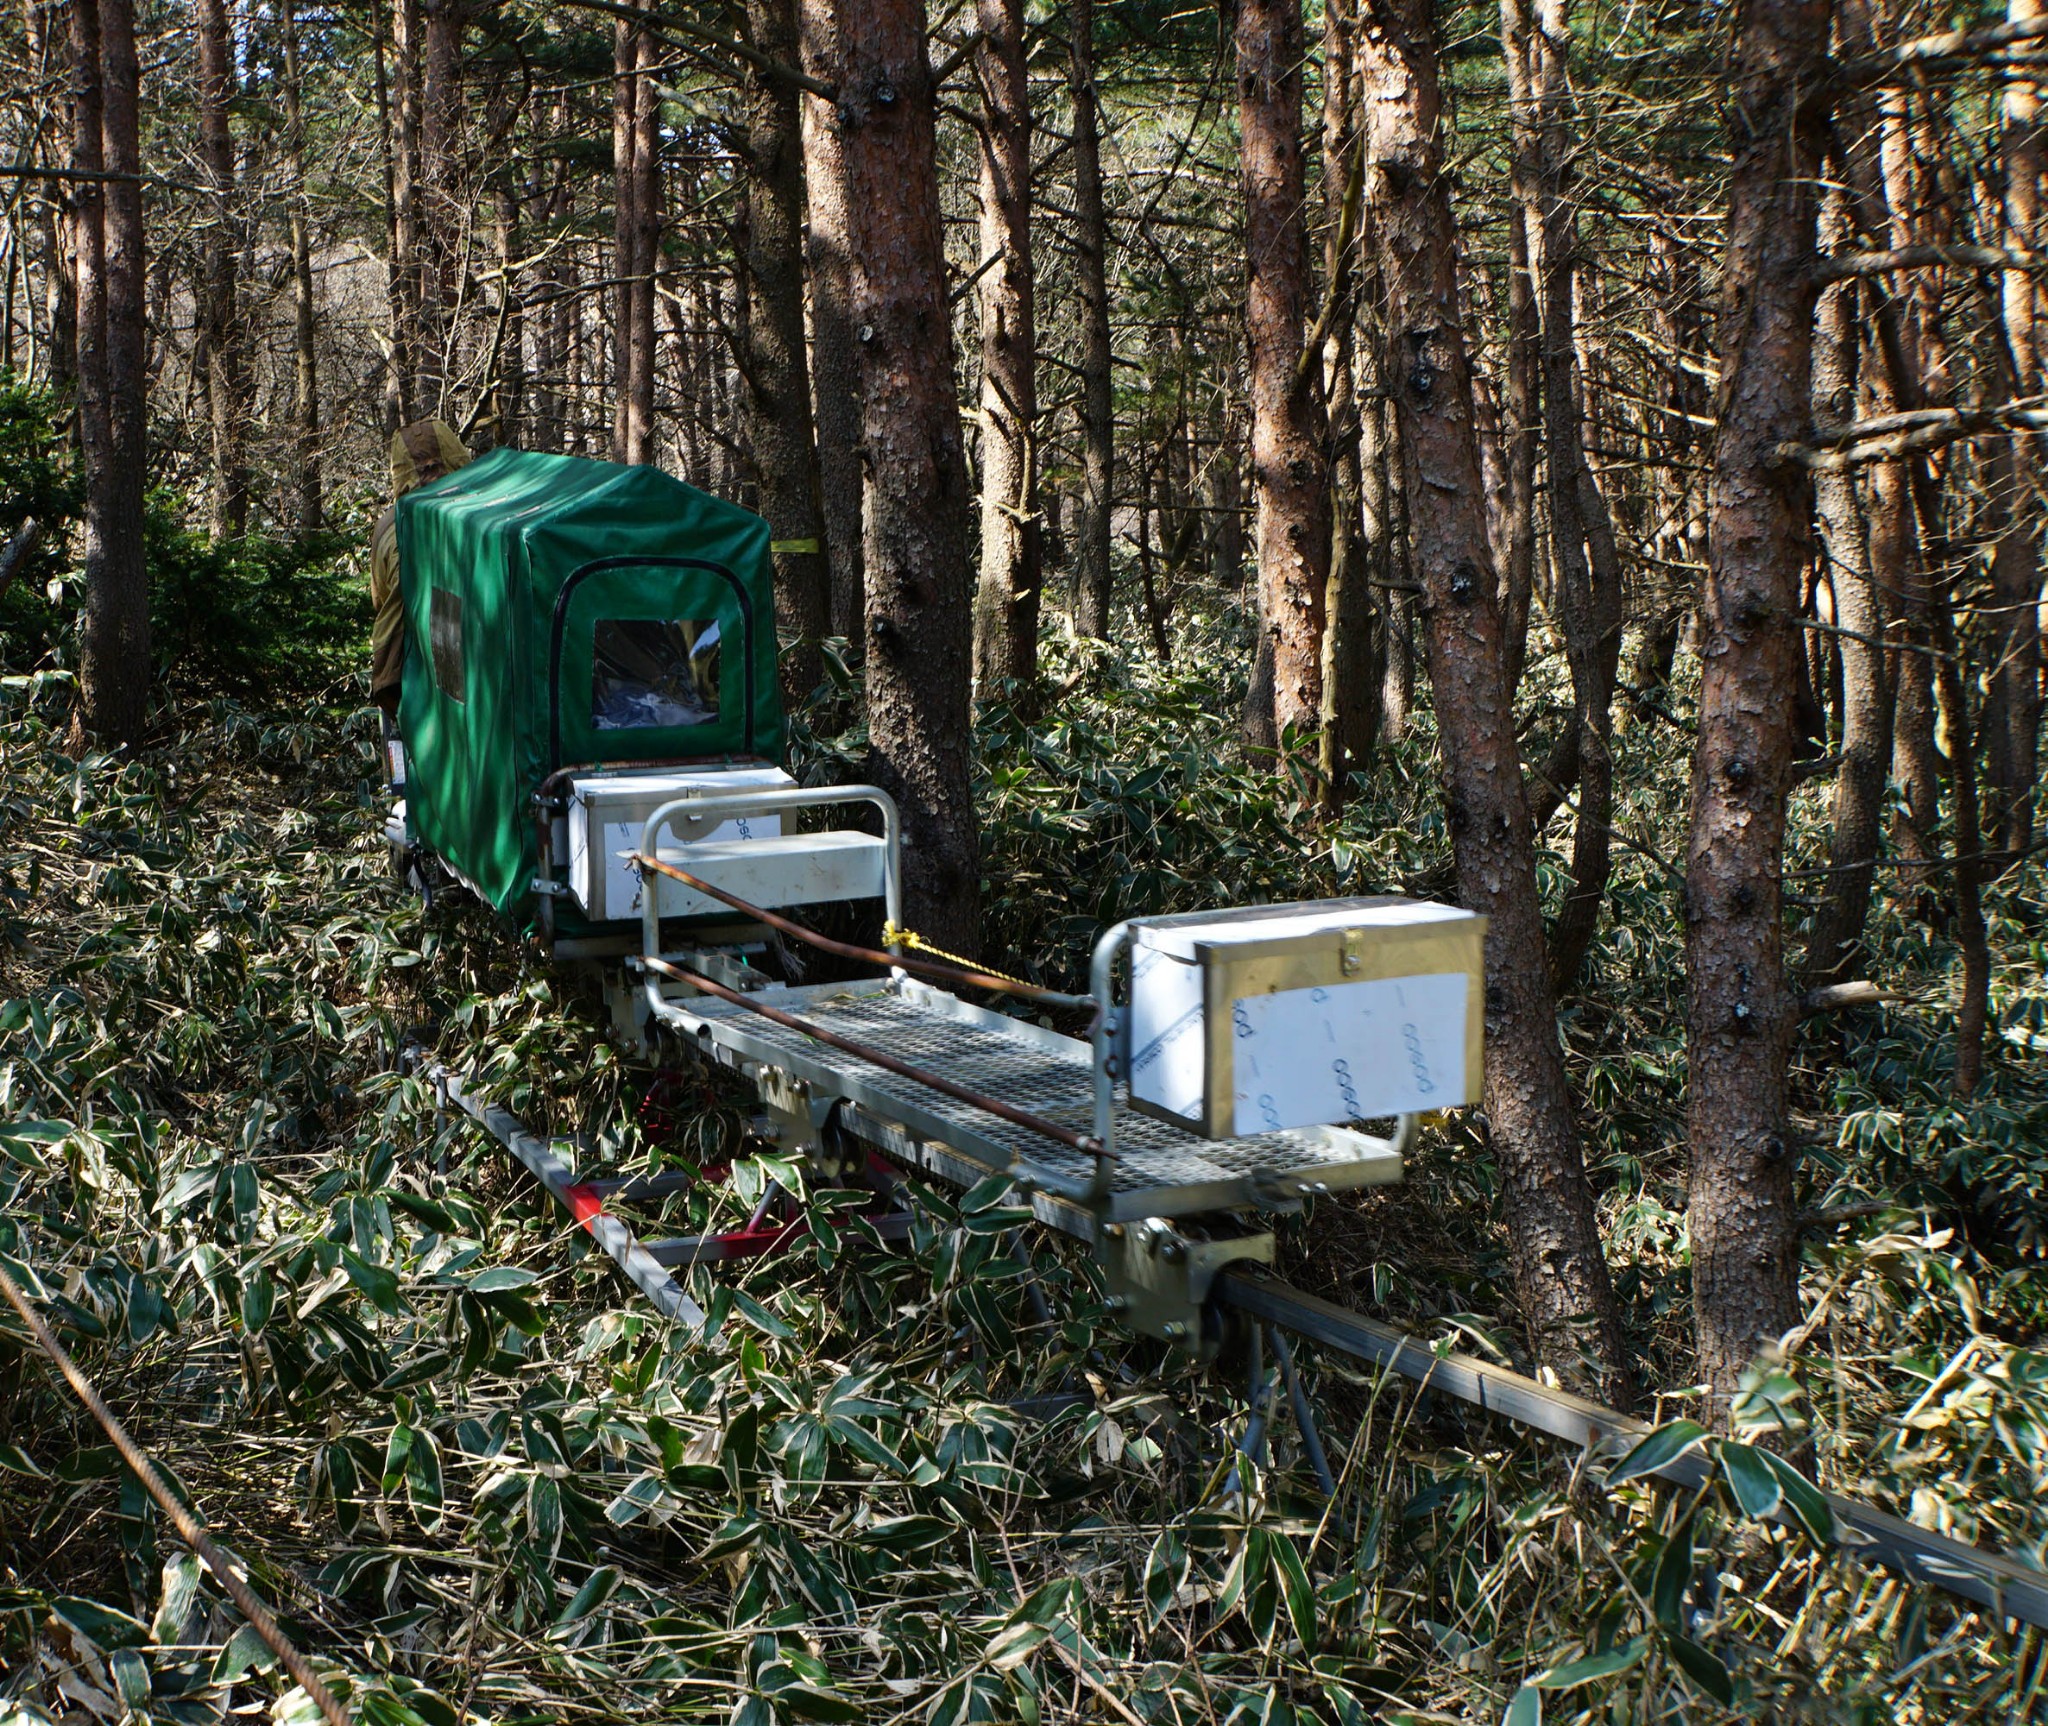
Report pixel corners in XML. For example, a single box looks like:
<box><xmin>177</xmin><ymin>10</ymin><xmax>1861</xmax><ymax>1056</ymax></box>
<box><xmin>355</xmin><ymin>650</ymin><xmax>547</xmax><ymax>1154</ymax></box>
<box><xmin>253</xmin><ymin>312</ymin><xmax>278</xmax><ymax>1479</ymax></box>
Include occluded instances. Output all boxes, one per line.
<box><xmin>1</xmin><ymin>622</ymin><xmax>2045</xmax><ymax>1723</ymax></box>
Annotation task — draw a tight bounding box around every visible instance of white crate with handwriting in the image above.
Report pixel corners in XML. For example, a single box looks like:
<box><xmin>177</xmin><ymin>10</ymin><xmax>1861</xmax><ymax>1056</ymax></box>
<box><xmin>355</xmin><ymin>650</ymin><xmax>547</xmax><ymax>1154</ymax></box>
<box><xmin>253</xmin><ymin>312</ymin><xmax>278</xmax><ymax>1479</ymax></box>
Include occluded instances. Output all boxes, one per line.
<box><xmin>1125</xmin><ymin>897</ymin><xmax>1486</xmax><ymax>1139</ymax></box>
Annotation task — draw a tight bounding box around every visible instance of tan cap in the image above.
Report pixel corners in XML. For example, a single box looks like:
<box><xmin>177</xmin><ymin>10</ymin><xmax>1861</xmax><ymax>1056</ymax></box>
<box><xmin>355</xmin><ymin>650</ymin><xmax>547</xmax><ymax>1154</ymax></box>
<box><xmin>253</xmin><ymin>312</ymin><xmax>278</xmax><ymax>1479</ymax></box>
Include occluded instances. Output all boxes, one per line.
<box><xmin>389</xmin><ymin>419</ymin><xmax>473</xmax><ymax>496</ymax></box>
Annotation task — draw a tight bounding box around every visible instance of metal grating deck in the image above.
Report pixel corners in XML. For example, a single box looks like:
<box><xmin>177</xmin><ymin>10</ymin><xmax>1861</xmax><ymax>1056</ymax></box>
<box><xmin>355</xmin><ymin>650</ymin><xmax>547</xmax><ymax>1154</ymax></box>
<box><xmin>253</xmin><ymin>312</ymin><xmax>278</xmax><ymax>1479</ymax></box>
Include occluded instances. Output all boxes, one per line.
<box><xmin>672</xmin><ymin>979</ymin><xmax>1404</xmax><ymax>1225</ymax></box>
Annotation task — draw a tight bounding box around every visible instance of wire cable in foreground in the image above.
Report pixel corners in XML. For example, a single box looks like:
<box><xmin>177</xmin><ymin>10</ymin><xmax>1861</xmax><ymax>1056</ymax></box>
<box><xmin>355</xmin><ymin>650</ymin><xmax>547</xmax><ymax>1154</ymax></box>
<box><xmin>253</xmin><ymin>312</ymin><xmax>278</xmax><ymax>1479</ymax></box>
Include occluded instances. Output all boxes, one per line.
<box><xmin>631</xmin><ymin>850</ymin><xmax>1095</xmax><ymax>1010</ymax></box>
<box><xmin>0</xmin><ymin>1258</ymin><xmax>352</xmax><ymax>1726</ymax></box>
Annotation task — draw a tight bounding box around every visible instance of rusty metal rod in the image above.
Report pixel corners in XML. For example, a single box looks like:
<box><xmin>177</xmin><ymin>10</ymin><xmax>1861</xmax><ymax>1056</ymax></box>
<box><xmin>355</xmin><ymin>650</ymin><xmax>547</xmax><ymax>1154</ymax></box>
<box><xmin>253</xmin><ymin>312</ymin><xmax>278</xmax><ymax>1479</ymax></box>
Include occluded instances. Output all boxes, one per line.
<box><xmin>643</xmin><ymin>956</ymin><xmax>1107</xmax><ymax>1157</ymax></box>
<box><xmin>632</xmin><ymin>850</ymin><xmax>1094</xmax><ymax>1010</ymax></box>
<box><xmin>0</xmin><ymin>1259</ymin><xmax>352</xmax><ymax>1726</ymax></box>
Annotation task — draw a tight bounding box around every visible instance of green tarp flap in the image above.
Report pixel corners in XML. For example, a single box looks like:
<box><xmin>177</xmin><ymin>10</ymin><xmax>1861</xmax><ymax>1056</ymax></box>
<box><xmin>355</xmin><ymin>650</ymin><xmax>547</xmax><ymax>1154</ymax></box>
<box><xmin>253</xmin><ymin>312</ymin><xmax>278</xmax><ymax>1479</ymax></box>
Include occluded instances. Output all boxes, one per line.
<box><xmin>397</xmin><ymin>448</ymin><xmax>785</xmax><ymax>922</ymax></box>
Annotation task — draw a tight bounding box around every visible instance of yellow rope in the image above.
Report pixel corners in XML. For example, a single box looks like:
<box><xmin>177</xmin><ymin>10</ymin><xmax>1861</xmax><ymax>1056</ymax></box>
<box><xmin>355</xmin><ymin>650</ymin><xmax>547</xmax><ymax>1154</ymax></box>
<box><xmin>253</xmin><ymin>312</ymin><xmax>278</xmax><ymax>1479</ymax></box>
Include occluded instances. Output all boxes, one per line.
<box><xmin>883</xmin><ymin>920</ymin><xmax>1035</xmax><ymax>988</ymax></box>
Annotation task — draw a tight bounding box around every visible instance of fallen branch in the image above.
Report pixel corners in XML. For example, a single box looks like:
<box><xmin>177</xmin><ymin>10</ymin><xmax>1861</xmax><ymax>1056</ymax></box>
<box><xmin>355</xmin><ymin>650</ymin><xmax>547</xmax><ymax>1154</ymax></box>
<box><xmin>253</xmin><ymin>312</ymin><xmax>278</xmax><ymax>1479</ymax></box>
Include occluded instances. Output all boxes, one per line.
<box><xmin>0</xmin><ymin>517</ymin><xmax>41</xmax><ymax>606</ymax></box>
<box><xmin>1800</xmin><ymin>980</ymin><xmax>1898</xmax><ymax>1016</ymax></box>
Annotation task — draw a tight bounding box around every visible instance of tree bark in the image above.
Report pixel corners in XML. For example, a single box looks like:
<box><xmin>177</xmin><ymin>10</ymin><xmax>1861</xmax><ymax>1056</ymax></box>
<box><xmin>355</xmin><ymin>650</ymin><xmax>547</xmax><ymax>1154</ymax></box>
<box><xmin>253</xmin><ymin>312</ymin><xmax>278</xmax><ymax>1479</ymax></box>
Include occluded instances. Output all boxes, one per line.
<box><xmin>1804</xmin><ymin>195</ymin><xmax>1895</xmax><ymax>987</ymax></box>
<box><xmin>1498</xmin><ymin>122</ymin><xmax>1539</xmax><ymax>693</ymax></box>
<box><xmin>282</xmin><ymin>0</ymin><xmax>323</xmax><ymax>532</ymax></box>
<box><xmin>1874</xmin><ymin>78</ymin><xmax>1944</xmax><ymax>884</ymax></box>
<box><xmin>1985</xmin><ymin>0</ymin><xmax>2044</xmax><ymax>857</ymax></box>
<box><xmin>66</xmin><ymin>0</ymin><xmax>105</xmax><ymax>477</ymax></box>
<box><xmin>194</xmin><ymin>0</ymin><xmax>249</xmax><ymax>538</ymax></box>
<box><xmin>1069</xmin><ymin>0</ymin><xmax>1116</xmax><ymax>641</ymax></box>
<box><xmin>612</xmin><ymin>23</ymin><xmax>659</xmax><ymax>465</ymax></box>
<box><xmin>796</xmin><ymin>0</ymin><xmax>865</xmax><ymax>641</ymax></box>
<box><xmin>814</xmin><ymin>0</ymin><xmax>981</xmax><ymax>954</ymax></box>
<box><xmin>1378</xmin><ymin>400</ymin><xmax>1414</xmax><ymax>740</ymax></box>
<box><xmin>70</xmin><ymin>0</ymin><xmax>149</xmax><ymax>751</ymax></box>
<box><xmin>416</xmin><ymin>0</ymin><xmax>463</xmax><ymax>408</ymax></box>
<box><xmin>1317</xmin><ymin>0</ymin><xmax>1375</xmax><ymax>811</ymax></box>
<box><xmin>1501</xmin><ymin>0</ymin><xmax>1624</xmax><ymax>992</ymax></box>
<box><xmin>1930</xmin><ymin>596</ymin><xmax>1992</xmax><ymax>1095</ymax></box>
<box><xmin>1356</xmin><ymin>0</ymin><xmax>1631</xmax><ymax>1402</ymax></box>
<box><xmin>742</xmin><ymin>0</ymin><xmax>830</xmax><ymax>705</ymax></box>
<box><xmin>374</xmin><ymin>0</ymin><xmax>415</xmax><ymax>428</ymax></box>
<box><xmin>489</xmin><ymin>144</ymin><xmax>526</xmax><ymax>446</ymax></box>
<box><xmin>970</xmin><ymin>0</ymin><xmax>1042</xmax><ymax>689</ymax></box>
<box><xmin>1237</xmin><ymin>0</ymin><xmax>1329</xmax><ymax>748</ymax></box>
<box><xmin>1684</xmin><ymin>0</ymin><xmax>1831</xmax><ymax>1405</ymax></box>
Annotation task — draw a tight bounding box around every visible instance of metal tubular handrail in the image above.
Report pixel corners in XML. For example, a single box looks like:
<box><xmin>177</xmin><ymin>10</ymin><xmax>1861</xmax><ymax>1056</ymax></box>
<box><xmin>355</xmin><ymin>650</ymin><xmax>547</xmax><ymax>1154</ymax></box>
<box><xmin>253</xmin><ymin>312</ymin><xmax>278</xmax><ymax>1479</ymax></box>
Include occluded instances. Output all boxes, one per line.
<box><xmin>636</xmin><ymin>783</ymin><xmax>904</xmax><ymax>995</ymax></box>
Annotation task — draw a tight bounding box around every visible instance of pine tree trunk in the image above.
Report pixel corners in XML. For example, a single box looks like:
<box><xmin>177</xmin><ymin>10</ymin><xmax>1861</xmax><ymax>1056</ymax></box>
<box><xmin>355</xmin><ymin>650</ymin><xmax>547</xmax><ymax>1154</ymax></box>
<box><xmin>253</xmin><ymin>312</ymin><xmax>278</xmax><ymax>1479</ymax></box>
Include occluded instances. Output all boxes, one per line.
<box><xmin>71</xmin><ymin>0</ymin><xmax>149</xmax><ymax>750</ymax></box>
<box><xmin>1684</xmin><ymin>0</ymin><xmax>1831</xmax><ymax>1406</ymax></box>
<box><xmin>818</xmin><ymin>0</ymin><xmax>981</xmax><ymax>954</ymax></box>
<box><xmin>1930</xmin><ymin>598</ymin><xmax>1992</xmax><ymax>1095</ymax></box>
<box><xmin>1986</xmin><ymin>0</ymin><xmax>2043</xmax><ymax>857</ymax></box>
<box><xmin>416</xmin><ymin>0</ymin><xmax>462</xmax><ymax>407</ymax></box>
<box><xmin>1069</xmin><ymin>0</ymin><xmax>1116</xmax><ymax>641</ymax></box>
<box><xmin>195</xmin><ymin>0</ymin><xmax>248</xmax><ymax>538</ymax></box>
<box><xmin>1804</xmin><ymin>195</ymin><xmax>1894</xmax><ymax>987</ymax></box>
<box><xmin>282</xmin><ymin>0</ymin><xmax>323</xmax><ymax>532</ymax></box>
<box><xmin>612</xmin><ymin>23</ymin><xmax>658</xmax><ymax>465</ymax></box>
<box><xmin>742</xmin><ymin>0</ymin><xmax>830</xmax><ymax>705</ymax></box>
<box><xmin>1872</xmin><ymin>77</ymin><xmax>1945</xmax><ymax>886</ymax></box>
<box><xmin>970</xmin><ymin>0</ymin><xmax>1042</xmax><ymax>689</ymax></box>
<box><xmin>1499</xmin><ymin>141</ymin><xmax>1539</xmax><ymax>694</ymax></box>
<box><xmin>66</xmin><ymin>0</ymin><xmax>106</xmax><ymax>472</ymax></box>
<box><xmin>796</xmin><ymin>1</ymin><xmax>866</xmax><ymax>643</ymax></box>
<box><xmin>1379</xmin><ymin>403</ymin><xmax>1414</xmax><ymax>741</ymax></box>
<box><xmin>1317</xmin><ymin>0</ymin><xmax>1374</xmax><ymax>811</ymax></box>
<box><xmin>373</xmin><ymin>0</ymin><xmax>414</xmax><ymax>429</ymax></box>
<box><xmin>1237</xmin><ymin>0</ymin><xmax>1329</xmax><ymax>747</ymax></box>
<box><xmin>1357</xmin><ymin>0</ymin><xmax>1631</xmax><ymax>1402</ymax></box>
<box><xmin>632</xmin><ymin>30</ymin><xmax>660</xmax><ymax>462</ymax></box>
<box><xmin>1502</xmin><ymin>0</ymin><xmax>1622</xmax><ymax>992</ymax></box>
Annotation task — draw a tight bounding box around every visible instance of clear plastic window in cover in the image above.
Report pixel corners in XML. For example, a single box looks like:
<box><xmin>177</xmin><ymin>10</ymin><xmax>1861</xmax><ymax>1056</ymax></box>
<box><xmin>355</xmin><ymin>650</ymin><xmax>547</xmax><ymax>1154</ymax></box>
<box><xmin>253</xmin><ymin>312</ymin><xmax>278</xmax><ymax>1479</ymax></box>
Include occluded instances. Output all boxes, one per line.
<box><xmin>591</xmin><ymin>618</ymin><xmax>722</xmax><ymax>731</ymax></box>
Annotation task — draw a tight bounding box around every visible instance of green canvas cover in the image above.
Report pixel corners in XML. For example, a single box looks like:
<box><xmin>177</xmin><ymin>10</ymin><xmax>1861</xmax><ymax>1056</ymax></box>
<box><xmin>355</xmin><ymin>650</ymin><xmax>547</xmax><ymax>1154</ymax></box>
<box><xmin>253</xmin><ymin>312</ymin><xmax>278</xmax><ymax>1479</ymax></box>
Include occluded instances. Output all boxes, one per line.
<box><xmin>396</xmin><ymin>447</ymin><xmax>785</xmax><ymax>921</ymax></box>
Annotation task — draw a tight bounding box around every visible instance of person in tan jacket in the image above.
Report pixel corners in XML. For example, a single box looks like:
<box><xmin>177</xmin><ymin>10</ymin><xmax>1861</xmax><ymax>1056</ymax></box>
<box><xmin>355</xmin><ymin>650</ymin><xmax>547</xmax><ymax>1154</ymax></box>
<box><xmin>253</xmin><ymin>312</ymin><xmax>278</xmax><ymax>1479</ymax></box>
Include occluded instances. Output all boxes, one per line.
<box><xmin>369</xmin><ymin>419</ymin><xmax>471</xmax><ymax>720</ymax></box>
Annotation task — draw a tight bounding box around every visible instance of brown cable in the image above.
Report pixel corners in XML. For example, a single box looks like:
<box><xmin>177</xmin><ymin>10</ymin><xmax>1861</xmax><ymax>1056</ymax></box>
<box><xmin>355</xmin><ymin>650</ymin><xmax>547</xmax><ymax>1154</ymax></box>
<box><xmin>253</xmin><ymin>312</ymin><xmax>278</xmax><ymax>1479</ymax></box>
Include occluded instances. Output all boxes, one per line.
<box><xmin>643</xmin><ymin>956</ymin><xmax>1107</xmax><ymax>1157</ymax></box>
<box><xmin>631</xmin><ymin>850</ymin><xmax>1095</xmax><ymax>1010</ymax></box>
<box><xmin>0</xmin><ymin>1259</ymin><xmax>352</xmax><ymax>1726</ymax></box>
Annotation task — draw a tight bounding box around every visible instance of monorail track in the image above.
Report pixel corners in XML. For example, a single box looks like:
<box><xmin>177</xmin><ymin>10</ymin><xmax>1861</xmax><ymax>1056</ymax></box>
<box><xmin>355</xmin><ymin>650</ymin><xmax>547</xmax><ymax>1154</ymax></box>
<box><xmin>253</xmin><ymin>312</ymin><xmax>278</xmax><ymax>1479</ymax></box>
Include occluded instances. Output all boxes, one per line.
<box><xmin>424</xmin><ymin>1057</ymin><xmax>2048</xmax><ymax>1634</ymax></box>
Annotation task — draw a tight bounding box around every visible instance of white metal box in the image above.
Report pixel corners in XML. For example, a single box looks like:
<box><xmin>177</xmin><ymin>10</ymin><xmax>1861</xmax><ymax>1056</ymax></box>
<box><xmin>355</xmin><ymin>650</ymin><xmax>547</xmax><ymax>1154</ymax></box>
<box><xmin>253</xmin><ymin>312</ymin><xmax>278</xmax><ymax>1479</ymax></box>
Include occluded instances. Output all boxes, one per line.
<box><xmin>566</xmin><ymin>766</ymin><xmax>795</xmax><ymax>922</ymax></box>
<box><xmin>1125</xmin><ymin>897</ymin><xmax>1486</xmax><ymax>1138</ymax></box>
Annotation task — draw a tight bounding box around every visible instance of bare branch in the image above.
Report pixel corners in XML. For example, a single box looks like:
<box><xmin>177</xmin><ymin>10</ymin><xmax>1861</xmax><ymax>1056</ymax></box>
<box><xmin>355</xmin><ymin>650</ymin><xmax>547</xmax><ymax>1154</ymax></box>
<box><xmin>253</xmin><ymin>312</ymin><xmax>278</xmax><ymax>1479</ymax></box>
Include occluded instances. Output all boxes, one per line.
<box><xmin>1837</xmin><ymin>10</ymin><xmax>2048</xmax><ymax>84</ymax></box>
<box><xmin>1816</xmin><ymin>245</ymin><xmax>2048</xmax><ymax>282</ymax></box>
<box><xmin>1778</xmin><ymin>398</ymin><xmax>2048</xmax><ymax>469</ymax></box>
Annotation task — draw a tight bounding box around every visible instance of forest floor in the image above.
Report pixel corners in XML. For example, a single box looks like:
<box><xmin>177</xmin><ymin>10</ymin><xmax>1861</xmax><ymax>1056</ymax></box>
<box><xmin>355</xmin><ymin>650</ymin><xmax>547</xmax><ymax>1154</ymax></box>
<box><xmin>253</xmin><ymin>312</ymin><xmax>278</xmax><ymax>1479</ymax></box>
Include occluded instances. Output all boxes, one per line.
<box><xmin>2</xmin><ymin>623</ymin><xmax>2047</xmax><ymax>1724</ymax></box>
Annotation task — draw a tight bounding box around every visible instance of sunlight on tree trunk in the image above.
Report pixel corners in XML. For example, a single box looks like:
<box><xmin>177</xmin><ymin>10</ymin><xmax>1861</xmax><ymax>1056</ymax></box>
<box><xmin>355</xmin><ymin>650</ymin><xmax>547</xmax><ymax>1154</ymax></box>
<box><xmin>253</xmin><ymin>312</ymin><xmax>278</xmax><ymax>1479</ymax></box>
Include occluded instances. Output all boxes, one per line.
<box><xmin>1685</xmin><ymin>0</ymin><xmax>1832</xmax><ymax>1408</ymax></box>
<box><xmin>1357</xmin><ymin>0</ymin><xmax>1632</xmax><ymax>1403</ymax></box>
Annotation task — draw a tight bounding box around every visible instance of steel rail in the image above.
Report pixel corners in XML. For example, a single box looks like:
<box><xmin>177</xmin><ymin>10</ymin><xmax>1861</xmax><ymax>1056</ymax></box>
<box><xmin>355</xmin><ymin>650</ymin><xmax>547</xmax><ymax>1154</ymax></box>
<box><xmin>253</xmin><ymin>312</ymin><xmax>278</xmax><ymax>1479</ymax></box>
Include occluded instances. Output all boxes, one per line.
<box><xmin>429</xmin><ymin>1075</ymin><xmax>2048</xmax><ymax>1633</ymax></box>
<box><xmin>642</xmin><ymin>956</ymin><xmax>1107</xmax><ymax>1156</ymax></box>
<box><xmin>425</xmin><ymin>1062</ymin><xmax>707</xmax><ymax>1326</ymax></box>
<box><xmin>1215</xmin><ymin>1269</ymin><xmax>2048</xmax><ymax>1630</ymax></box>
<box><xmin>630</xmin><ymin>850</ymin><xmax>1095</xmax><ymax>1010</ymax></box>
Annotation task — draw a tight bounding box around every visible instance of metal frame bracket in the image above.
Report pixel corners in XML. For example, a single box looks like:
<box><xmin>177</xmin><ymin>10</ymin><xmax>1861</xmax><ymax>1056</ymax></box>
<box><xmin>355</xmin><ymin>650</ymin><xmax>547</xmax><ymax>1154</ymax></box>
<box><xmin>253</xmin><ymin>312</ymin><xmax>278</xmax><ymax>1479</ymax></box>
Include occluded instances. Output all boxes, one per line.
<box><xmin>759</xmin><ymin>1064</ymin><xmax>857</xmax><ymax>1182</ymax></box>
<box><xmin>1098</xmin><ymin>1219</ymin><xmax>1274</xmax><ymax>1357</ymax></box>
